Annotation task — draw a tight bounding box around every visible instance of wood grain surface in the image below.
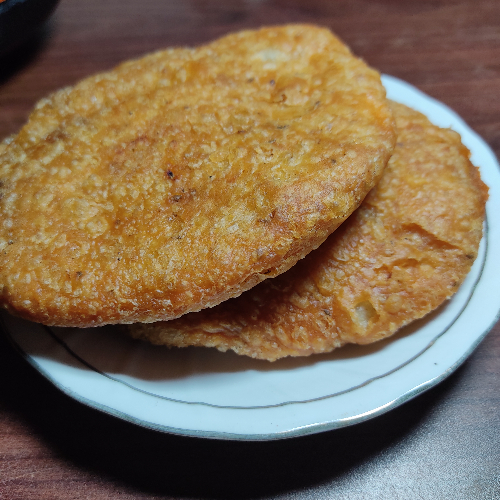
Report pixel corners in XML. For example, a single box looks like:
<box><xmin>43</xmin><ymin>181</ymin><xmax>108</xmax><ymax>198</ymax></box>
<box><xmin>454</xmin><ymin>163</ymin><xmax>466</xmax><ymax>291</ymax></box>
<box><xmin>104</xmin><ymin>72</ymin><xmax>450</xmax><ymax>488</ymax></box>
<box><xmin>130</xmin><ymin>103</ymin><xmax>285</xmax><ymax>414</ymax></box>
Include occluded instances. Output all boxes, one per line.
<box><xmin>1</xmin><ymin>0</ymin><xmax>499</xmax><ymax>498</ymax></box>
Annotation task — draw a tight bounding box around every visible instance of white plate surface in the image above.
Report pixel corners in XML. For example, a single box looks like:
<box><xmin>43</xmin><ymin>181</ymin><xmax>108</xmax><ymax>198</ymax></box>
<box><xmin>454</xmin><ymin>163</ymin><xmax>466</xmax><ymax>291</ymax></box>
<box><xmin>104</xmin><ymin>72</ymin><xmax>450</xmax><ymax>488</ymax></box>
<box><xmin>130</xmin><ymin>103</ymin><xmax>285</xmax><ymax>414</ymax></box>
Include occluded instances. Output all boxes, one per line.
<box><xmin>2</xmin><ymin>75</ymin><xmax>500</xmax><ymax>440</ymax></box>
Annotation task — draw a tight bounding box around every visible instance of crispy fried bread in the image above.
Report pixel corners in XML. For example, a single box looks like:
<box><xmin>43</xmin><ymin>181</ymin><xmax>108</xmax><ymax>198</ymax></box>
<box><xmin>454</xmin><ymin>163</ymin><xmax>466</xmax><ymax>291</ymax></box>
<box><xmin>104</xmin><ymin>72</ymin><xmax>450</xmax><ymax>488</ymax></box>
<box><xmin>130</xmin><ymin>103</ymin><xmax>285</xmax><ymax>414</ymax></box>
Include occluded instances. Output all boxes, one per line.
<box><xmin>0</xmin><ymin>25</ymin><xmax>395</xmax><ymax>327</ymax></box>
<box><xmin>129</xmin><ymin>102</ymin><xmax>488</xmax><ymax>360</ymax></box>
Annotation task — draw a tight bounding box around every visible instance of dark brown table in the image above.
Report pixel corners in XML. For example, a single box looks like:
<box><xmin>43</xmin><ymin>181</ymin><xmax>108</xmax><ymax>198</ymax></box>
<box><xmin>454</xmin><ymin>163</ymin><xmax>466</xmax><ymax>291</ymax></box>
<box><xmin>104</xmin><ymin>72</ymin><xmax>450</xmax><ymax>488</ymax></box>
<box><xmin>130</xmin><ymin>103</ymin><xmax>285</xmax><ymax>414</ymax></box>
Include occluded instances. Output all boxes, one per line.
<box><xmin>1</xmin><ymin>0</ymin><xmax>499</xmax><ymax>498</ymax></box>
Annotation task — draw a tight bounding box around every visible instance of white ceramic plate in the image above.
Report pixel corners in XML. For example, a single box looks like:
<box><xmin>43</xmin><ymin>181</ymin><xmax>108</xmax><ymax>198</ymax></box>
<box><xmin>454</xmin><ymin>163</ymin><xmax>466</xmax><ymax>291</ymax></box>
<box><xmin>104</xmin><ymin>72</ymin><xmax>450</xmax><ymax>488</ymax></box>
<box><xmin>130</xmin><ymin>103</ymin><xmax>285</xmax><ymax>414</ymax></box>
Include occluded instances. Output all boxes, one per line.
<box><xmin>2</xmin><ymin>75</ymin><xmax>500</xmax><ymax>440</ymax></box>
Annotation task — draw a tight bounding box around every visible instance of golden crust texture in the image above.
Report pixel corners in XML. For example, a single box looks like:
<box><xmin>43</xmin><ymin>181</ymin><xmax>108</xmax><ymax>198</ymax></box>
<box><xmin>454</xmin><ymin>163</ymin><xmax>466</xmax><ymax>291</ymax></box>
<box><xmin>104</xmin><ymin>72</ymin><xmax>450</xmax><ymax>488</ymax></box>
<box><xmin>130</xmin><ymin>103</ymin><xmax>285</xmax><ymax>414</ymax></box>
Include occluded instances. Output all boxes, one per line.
<box><xmin>0</xmin><ymin>25</ymin><xmax>396</xmax><ymax>327</ymax></box>
<box><xmin>129</xmin><ymin>102</ymin><xmax>488</xmax><ymax>361</ymax></box>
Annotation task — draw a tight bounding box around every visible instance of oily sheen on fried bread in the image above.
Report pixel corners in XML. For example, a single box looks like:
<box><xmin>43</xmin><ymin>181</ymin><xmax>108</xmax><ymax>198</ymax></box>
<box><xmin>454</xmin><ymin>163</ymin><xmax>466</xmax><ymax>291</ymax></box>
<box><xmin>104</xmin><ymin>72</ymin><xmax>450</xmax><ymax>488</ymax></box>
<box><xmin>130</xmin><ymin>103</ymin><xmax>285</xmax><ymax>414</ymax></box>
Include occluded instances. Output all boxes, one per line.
<box><xmin>0</xmin><ymin>25</ymin><xmax>395</xmax><ymax>327</ymax></box>
<box><xmin>129</xmin><ymin>102</ymin><xmax>488</xmax><ymax>360</ymax></box>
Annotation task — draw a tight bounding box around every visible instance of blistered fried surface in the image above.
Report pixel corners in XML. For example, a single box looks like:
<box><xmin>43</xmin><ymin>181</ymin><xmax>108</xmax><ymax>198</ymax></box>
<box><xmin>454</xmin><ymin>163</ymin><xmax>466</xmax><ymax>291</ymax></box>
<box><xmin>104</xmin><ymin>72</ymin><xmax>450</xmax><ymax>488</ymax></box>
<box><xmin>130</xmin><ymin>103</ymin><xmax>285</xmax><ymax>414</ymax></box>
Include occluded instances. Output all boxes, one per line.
<box><xmin>0</xmin><ymin>25</ymin><xmax>395</xmax><ymax>327</ymax></box>
<box><xmin>130</xmin><ymin>102</ymin><xmax>488</xmax><ymax>360</ymax></box>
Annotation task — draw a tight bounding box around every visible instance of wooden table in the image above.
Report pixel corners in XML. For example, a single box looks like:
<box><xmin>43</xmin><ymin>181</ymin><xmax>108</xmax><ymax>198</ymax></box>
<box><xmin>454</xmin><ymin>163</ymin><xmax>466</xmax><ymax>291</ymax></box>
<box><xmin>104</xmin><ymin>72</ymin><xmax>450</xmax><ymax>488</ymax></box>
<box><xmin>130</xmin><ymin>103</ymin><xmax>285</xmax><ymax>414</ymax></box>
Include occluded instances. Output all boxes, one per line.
<box><xmin>1</xmin><ymin>0</ymin><xmax>499</xmax><ymax>498</ymax></box>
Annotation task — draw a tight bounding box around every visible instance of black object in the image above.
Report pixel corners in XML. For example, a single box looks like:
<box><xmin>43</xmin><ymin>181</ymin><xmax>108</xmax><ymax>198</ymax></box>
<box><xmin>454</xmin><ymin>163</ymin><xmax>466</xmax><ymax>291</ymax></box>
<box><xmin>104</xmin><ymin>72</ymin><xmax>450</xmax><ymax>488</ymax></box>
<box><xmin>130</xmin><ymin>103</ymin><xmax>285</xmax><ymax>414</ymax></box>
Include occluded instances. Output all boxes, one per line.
<box><xmin>0</xmin><ymin>0</ymin><xmax>60</xmax><ymax>55</ymax></box>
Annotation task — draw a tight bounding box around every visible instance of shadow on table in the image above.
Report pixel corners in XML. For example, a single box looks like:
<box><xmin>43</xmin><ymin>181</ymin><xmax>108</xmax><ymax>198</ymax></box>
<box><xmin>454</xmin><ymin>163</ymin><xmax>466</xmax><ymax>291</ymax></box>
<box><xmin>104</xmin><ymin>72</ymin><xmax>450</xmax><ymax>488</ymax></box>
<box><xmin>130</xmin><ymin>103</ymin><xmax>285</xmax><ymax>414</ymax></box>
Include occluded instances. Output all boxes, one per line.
<box><xmin>0</xmin><ymin>23</ymin><xmax>53</xmax><ymax>86</ymax></box>
<box><xmin>0</xmin><ymin>328</ymin><xmax>468</xmax><ymax>499</ymax></box>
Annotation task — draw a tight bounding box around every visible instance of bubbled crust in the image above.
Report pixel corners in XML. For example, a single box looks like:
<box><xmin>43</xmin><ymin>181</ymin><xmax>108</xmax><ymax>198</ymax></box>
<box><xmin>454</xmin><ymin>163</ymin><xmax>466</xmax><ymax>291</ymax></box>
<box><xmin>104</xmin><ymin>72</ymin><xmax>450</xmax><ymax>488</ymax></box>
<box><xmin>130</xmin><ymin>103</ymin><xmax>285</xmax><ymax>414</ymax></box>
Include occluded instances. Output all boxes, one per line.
<box><xmin>0</xmin><ymin>25</ymin><xmax>395</xmax><ymax>327</ymax></box>
<box><xmin>129</xmin><ymin>102</ymin><xmax>488</xmax><ymax>360</ymax></box>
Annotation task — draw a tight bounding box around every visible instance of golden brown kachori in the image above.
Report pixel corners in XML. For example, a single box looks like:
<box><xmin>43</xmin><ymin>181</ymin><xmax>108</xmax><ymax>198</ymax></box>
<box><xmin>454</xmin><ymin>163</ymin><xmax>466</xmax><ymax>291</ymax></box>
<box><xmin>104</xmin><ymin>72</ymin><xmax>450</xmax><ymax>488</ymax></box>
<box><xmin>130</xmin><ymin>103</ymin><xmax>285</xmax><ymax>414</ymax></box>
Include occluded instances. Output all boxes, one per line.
<box><xmin>129</xmin><ymin>102</ymin><xmax>488</xmax><ymax>360</ymax></box>
<box><xmin>0</xmin><ymin>25</ymin><xmax>395</xmax><ymax>327</ymax></box>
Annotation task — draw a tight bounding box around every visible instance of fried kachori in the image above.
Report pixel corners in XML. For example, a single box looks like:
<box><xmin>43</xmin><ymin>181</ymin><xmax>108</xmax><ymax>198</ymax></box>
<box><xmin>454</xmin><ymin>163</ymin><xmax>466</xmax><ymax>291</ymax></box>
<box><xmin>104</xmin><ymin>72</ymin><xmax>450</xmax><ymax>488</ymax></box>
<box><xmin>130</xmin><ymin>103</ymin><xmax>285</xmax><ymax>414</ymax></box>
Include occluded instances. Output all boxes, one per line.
<box><xmin>129</xmin><ymin>102</ymin><xmax>488</xmax><ymax>360</ymax></box>
<box><xmin>0</xmin><ymin>25</ymin><xmax>395</xmax><ymax>327</ymax></box>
